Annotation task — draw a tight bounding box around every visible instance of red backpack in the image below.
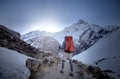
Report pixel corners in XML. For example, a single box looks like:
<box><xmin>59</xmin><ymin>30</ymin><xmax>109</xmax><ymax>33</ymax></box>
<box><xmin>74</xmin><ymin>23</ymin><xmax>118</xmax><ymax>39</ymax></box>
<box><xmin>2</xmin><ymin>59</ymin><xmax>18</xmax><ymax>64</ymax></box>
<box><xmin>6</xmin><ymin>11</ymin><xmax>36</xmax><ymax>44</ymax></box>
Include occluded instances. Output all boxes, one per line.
<box><xmin>65</xmin><ymin>36</ymin><xmax>76</xmax><ymax>53</ymax></box>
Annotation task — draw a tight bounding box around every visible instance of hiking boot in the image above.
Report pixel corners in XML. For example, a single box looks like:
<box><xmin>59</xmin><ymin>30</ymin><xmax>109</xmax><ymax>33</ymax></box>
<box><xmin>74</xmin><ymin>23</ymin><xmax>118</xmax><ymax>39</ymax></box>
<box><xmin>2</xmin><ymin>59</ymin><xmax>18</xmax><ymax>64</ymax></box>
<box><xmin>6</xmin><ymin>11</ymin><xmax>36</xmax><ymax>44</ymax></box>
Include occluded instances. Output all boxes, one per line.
<box><xmin>69</xmin><ymin>72</ymin><xmax>74</xmax><ymax>77</ymax></box>
<box><xmin>60</xmin><ymin>70</ymin><xmax>64</xmax><ymax>74</ymax></box>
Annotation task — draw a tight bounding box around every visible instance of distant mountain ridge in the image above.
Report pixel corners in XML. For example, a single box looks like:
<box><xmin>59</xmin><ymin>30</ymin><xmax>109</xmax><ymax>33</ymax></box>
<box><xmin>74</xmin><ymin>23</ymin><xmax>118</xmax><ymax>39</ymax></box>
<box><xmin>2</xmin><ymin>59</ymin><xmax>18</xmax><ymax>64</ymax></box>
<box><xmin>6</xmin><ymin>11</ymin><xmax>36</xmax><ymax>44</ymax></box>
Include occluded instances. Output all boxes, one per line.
<box><xmin>22</xmin><ymin>19</ymin><xmax>116</xmax><ymax>54</ymax></box>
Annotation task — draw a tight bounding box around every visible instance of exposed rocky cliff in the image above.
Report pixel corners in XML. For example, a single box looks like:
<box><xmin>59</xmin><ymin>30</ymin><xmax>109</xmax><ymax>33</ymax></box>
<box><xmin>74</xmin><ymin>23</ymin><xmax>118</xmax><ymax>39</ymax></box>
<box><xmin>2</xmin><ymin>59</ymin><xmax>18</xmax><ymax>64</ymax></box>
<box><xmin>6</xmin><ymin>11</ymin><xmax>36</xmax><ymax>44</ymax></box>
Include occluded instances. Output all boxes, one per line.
<box><xmin>0</xmin><ymin>25</ymin><xmax>40</xmax><ymax>58</ymax></box>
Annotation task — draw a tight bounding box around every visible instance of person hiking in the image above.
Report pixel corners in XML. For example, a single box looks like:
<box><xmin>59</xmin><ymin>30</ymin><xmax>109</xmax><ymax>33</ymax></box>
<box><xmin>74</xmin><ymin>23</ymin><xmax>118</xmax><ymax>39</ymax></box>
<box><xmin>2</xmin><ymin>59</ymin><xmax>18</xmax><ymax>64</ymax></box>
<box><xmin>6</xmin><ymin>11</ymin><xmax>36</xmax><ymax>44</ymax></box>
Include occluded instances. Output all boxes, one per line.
<box><xmin>59</xmin><ymin>36</ymin><xmax>76</xmax><ymax>77</ymax></box>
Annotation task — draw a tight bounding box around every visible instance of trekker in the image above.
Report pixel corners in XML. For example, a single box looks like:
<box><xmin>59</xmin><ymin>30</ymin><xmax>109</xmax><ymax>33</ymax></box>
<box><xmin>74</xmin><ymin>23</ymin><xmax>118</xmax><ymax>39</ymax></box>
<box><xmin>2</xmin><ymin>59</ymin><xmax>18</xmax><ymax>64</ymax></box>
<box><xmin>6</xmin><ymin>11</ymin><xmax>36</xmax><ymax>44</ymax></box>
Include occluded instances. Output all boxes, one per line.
<box><xmin>59</xmin><ymin>36</ymin><xmax>76</xmax><ymax>77</ymax></box>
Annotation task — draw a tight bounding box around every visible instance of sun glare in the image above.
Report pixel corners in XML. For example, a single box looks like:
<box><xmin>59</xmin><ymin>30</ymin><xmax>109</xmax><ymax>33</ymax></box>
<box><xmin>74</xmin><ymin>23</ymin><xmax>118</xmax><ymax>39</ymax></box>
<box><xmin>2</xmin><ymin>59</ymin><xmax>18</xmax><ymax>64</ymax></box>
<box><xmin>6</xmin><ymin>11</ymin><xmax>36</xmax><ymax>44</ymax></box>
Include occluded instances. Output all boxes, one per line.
<box><xmin>31</xmin><ymin>19</ymin><xmax>62</xmax><ymax>33</ymax></box>
<box><xmin>40</xmin><ymin>20</ymin><xmax>60</xmax><ymax>33</ymax></box>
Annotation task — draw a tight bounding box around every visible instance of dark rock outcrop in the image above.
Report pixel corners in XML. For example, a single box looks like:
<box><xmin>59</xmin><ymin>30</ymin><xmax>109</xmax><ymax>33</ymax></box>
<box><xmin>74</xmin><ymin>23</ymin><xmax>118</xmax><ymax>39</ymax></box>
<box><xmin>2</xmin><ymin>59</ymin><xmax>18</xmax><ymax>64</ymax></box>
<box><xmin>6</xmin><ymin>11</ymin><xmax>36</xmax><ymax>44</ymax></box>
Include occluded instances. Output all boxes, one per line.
<box><xmin>26</xmin><ymin>58</ymin><xmax>42</xmax><ymax>79</ymax></box>
<box><xmin>74</xmin><ymin>61</ymin><xmax>114</xmax><ymax>79</ymax></box>
<box><xmin>86</xmin><ymin>66</ymin><xmax>114</xmax><ymax>79</ymax></box>
<box><xmin>26</xmin><ymin>54</ymin><xmax>61</xmax><ymax>79</ymax></box>
<box><xmin>0</xmin><ymin>25</ymin><xmax>21</xmax><ymax>38</ymax></box>
<box><xmin>0</xmin><ymin>25</ymin><xmax>41</xmax><ymax>58</ymax></box>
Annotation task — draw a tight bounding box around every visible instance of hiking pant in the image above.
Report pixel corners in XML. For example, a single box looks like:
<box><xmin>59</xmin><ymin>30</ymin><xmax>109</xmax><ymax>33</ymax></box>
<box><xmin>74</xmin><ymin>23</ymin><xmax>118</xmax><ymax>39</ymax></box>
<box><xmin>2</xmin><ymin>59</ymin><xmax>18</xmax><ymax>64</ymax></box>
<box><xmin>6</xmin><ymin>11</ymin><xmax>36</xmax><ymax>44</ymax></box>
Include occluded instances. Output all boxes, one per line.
<box><xmin>61</xmin><ymin>60</ymin><xmax>73</xmax><ymax>72</ymax></box>
<box><xmin>60</xmin><ymin>52</ymin><xmax>73</xmax><ymax>72</ymax></box>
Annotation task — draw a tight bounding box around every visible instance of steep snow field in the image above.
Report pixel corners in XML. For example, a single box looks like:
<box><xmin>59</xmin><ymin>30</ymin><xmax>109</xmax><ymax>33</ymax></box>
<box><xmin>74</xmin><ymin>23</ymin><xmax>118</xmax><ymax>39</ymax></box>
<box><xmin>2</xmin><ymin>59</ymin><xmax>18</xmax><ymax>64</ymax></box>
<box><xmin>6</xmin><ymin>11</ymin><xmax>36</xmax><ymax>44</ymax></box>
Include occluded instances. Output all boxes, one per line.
<box><xmin>73</xmin><ymin>27</ymin><xmax>120</xmax><ymax>79</ymax></box>
<box><xmin>53</xmin><ymin>22</ymin><xmax>101</xmax><ymax>44</ymax></box>
<box><xmin>22</xmin><ymin>19</ymin><xmax>102</xmax><ymax>45</ymax></box>
<box><xmin>0</xmin><ymin>47</ymin><xmax>31</xmax><ymax>79</ymax></box>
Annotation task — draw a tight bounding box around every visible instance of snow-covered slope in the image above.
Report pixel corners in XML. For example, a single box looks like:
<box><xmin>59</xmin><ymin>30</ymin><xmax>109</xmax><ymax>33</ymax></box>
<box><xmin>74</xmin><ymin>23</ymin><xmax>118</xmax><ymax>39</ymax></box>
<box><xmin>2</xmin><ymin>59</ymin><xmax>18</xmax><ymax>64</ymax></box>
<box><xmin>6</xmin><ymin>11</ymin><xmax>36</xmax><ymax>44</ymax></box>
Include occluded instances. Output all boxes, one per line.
<box><xmin>0</xmin><ymin>47</ymin><xmax>31</xmax><ymax>79</ymax></box>
<box><xmin>22</xmin><ymin>19</ymin><xmax>107</xmax><ymax>54</ymax></box>
<box><xmin>26</xmin><ymin>36</ymin><xmax>60</xmax><ymax>54</ymax></box>
<box><xmin>73</xmin><ymin>25</ymin><xmax>120</xmax><ymax>79</ymax></box>
<box><xmin>22</xmin><ymin>30</ymin><xmax>53</xmax><ymax>41</ymax></box>
<box><xmin>22</xmin><ymin>30</ymin><xmax>60</xmax><ymax>54</ymax></box>
<box><xmin>52</xmin><ymin>19</ymin><xmax>102</xmax><ymax>44</ymax></box>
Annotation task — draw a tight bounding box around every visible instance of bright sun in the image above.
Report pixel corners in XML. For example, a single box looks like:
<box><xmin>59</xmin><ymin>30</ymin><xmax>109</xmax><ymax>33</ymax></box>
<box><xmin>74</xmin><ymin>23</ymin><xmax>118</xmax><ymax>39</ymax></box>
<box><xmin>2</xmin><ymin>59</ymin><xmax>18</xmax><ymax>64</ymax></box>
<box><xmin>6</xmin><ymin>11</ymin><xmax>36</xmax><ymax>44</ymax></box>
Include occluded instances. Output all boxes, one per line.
<box><xmin>40</xmin><ymin>20</ymin><xmax>61</xmax><ymax>33</ymax></box>
<box><xmin>31</xmin><ymin>19</ymin><xmax>62</xmax><ymax>33</ymax></box>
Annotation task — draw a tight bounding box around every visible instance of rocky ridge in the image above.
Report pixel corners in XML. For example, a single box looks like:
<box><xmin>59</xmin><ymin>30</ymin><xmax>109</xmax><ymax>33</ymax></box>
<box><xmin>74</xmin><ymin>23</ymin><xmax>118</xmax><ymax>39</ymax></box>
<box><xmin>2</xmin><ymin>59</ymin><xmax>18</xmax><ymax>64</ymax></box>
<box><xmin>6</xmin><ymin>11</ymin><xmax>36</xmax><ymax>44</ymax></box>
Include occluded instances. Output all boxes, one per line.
<box><xmin>0</xmin><ymin>25</ymin><xmax>40</xmax><ymax>58</ymax></box>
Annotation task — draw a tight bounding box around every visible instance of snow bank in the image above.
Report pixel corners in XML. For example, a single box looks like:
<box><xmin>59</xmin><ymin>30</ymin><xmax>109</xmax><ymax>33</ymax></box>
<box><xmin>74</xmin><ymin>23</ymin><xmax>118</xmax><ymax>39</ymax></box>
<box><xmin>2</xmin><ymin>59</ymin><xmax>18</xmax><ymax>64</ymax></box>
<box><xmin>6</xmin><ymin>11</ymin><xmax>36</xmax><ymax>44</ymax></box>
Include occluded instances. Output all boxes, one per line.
<box><xmin>0</xmin><ymin>47</ymin><xmax>31</xmax><ymax>79</ymax></box>
<box><xmin>73</xmin><ymin>29</ymin><xmax>120</xmax><ymax>79</ymax></box>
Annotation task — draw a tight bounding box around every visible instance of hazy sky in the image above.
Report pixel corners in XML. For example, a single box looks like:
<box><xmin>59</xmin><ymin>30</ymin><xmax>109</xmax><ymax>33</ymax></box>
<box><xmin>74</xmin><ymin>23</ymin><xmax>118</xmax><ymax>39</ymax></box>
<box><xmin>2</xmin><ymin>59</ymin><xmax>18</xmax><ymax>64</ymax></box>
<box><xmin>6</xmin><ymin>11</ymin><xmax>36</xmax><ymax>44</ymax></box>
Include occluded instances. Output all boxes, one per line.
<box><xmin>0</xmin><ymin>0</ymin><xmax>120</xmax><ymax>34</ymax></box>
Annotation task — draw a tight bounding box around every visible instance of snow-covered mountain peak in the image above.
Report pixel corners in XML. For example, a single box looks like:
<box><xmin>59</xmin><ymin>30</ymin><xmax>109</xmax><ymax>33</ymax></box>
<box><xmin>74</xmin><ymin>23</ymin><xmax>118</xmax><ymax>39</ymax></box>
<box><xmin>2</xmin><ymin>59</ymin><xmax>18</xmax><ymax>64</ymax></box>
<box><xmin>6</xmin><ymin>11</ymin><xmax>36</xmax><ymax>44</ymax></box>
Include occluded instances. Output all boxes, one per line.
<box><xmin>22</xmin><ymin>19</ymin><xmax>119</xmax><ymax>55</ymax></box>
<box><xmin>52</xmin><ymin>19</ymin><xmax>103</xmax><ymax>45</ymax></box>
<box><xmin>63</xmin><ymin>19</ymin><xmax>101</xmax><ymax>33</ymax></box>
<box><xmin>77</xmin><ymin>19</ymin><xmax>89</xmax><ymax>25</ymax></box>
<box><xmin>22</xmin><ymin>30</ymin><xmax>53</xmax><ymax>41</ymax></box>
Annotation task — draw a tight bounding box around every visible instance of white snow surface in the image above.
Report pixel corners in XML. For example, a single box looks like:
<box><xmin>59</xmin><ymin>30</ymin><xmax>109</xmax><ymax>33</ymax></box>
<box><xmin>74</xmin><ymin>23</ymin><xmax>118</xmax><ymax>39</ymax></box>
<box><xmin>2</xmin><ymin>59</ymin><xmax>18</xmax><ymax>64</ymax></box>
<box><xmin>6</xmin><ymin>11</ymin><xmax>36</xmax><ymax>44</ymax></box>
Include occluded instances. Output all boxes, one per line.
<box><xmin>22</xmin><ymin>20</ymin><xmax>102</xmax><ymax>45</ymax></box>
<box><xmin>0</xmin><ymin>47</ymin><xmax>31</xmax><ymax>79</ymax></box>
<box><xmin>22</xmin><ymin>30</ymin><xmax>52</xmax><ymax>41</ymax></box>
<box><xmin>73</xmin><ymin>27</ymin><xmax>120</xmax><ymax>79</ymax></box>
<box><xmin>52</xmin><ymin>22</ymin><xmax>101</xmax><ymax>44</ymax></box>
